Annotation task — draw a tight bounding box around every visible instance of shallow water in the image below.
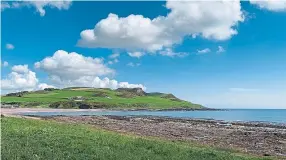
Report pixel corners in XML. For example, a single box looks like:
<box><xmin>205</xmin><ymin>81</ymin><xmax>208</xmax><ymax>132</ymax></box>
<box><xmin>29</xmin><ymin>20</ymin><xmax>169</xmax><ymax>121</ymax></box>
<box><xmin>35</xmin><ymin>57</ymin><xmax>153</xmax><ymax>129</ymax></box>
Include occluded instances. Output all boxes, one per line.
<box><xmin>21</xmin><ymin>109</ymin><xmax>286</xmax><ymax>123</ymax></box>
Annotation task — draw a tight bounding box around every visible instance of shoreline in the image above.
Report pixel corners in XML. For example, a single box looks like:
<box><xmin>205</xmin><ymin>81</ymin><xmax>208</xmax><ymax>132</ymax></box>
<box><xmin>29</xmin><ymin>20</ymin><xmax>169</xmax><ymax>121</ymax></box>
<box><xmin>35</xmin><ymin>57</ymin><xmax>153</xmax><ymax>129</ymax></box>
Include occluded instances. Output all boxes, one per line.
<box><xmin>42</xmin><ymin>115</ymin><xmax>286</xmax><ymax>158</ymax></box>
<box><xmin>109</xmin><ymin>107</ymin><xmax>225</xmax><ymax>111</ymax></box>
<box><xmin>2</xmin><ymin>108</ymin><xmax>285</xmax><ymax>158</ymax></box>
<box><xmin>1</xmin><ymin>108</ymin><xmax>284</xmax><ymax>125</ymax></box>
<box><xmin>0</xmin><ymin>107</ymin><xmax>222</xmax><ymax>114</ymax></box>
<box><xmin>0</xmin><ymin>108</ymin><xmax>107</xmax><ymax>115</ymax></box>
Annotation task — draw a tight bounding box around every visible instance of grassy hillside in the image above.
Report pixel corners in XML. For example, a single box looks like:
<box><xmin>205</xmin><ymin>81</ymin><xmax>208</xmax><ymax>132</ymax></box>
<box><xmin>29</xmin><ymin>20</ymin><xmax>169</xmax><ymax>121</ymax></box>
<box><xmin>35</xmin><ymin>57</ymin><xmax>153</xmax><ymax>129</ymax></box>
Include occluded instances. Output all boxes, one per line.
<box><xmin>1</xmin><ymin>117</ymin><xmax>269</xmax><ymax>160</ymax></box>
<box><xmin>1</xmin><ymin>88</ymin><xmax>204</xmax><ymax>109</ymax></box>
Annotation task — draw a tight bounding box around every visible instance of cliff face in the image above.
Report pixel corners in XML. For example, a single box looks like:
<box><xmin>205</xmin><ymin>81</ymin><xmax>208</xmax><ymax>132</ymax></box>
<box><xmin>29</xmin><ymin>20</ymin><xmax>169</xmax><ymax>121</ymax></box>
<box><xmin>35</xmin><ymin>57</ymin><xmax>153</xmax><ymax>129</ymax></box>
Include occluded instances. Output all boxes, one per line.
<box><xmin>116</xmin><ymin>88</ymin><xmax>146</xmax><ymax>96</ymax></box>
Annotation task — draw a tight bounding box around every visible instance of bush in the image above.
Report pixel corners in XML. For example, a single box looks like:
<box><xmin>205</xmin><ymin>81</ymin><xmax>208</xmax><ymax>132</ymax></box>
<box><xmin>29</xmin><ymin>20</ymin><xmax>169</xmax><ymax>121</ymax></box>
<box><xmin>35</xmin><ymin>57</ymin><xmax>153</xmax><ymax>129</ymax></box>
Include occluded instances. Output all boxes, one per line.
<box><xmin>44</xmin><ymin>88</ymin><xmax>59</xmax><ymax>91</ymax></box>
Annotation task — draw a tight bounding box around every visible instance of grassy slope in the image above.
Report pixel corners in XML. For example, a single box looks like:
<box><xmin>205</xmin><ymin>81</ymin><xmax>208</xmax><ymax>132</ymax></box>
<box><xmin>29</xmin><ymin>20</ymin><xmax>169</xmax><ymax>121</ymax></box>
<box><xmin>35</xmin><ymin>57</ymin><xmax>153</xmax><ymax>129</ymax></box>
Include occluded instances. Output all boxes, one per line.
<box><xmin>1</xmin><ymin>117</ymin><xmax>270</xmax><ymax>160</ymax></box>
<box><xmin>1</xmin><ymin>88</ymin><xmax>203</xmax><ymax>109</ymax></box>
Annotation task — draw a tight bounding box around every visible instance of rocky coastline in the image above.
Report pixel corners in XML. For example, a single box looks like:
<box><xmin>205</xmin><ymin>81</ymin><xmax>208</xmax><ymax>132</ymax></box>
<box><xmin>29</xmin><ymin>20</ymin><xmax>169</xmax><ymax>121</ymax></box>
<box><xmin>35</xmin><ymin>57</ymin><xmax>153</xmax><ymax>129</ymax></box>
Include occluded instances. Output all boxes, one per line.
<box><xmin>41</xmin><ymin>115</ymin><xmax>286</xmax><ymax>159</ymax></box>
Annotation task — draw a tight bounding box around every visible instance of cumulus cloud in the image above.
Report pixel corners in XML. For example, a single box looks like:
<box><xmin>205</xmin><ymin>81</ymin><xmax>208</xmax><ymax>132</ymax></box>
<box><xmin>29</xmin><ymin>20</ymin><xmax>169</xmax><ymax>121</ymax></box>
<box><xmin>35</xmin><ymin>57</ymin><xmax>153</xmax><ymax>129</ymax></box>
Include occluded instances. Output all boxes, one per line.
<box><xmin>216</xmin><ymin>46</ymin><xmax>225</xmax><ymax>53</ymax></box>
<box><xmin>250</xmin><ymin>0</ymin><xmax>286</xmax><ymax>12</ymax></box>
<box><xmin>128</xmin><ymin>52</ymin><xmax>145</xmax><ymax>58</ymax></box>
<box><xmin>1</xmin><ymin>64</ymin><xmax>57</xmax><ymax>94</ymax></box>
<box><xmin>48</xmin><ymin>76</ymin><xmax>146</xmax><ymax>90</ymax></box>
<box><xmin>77</xmin><ymin>13</ymin><xmax>168</xmax><ymax>52</ymax></box>
<box><xmin>2</xmin><ymin>61</ymin><xmax>9</xmax><ymax>67</ymax></box>
<box><xmin>197</xmin><ymin>48</ymin><xmax>211</xmax><ymax>54</ymax></box>
<box><xmin>1</xmin><ymin>1</ymin><xmax>72</xmax><ymax>16</ymax></box>
<box><xmin>6</xmin><ymin>43</ymin><xmax>14</xmax><ymax>50</ymax></box>
<box><xmin>34</xmin><ymin>50</ymin><xmax>114</xmax><ymax>80</ymax></box>
<box><xmin>1</xmin><ymin>65</ymin><xmax>39</xmax><ymax>92</ymax></box>
<box><xmin>34</xmin><ymin>50</ymin><xmax>145</xmax><ymax>90</ymax></box>
<box><xmin>12</xmin><ymin>64</ymin><xmax>29</xmax><ymax>73</ymax></box>
<box><xmin>37</xmin><ymin>83</ymin><xmax>56</xmax><ymax>90</ymax></box>
<box><xmin>1</xmin><ymin>51</ymin><xmax>146</xmax><ymax>93</ymax></box>
<box><xmin>118</xmin><ymin>81</ymin><xmax>146</xmax><ymax>90</ymax></box>
<box><xmin>78</xmin><ymin>0</ymin><xmax>244</xmax><ymax>55</ymax></box>
<box><xmin>127</xmin><ymin>62</ymin><xmax>141</xmax><ymax>67</ymax></box>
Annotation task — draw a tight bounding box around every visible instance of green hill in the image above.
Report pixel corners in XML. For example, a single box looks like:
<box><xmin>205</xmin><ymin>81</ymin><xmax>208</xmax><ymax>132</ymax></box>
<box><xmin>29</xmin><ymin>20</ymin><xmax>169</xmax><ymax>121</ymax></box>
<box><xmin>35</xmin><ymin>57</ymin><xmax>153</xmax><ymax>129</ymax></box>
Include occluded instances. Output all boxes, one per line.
<box><xmin>1</xmin><ymin>87</ymin><xmax>204</xmax><ymax>110</ymax></box>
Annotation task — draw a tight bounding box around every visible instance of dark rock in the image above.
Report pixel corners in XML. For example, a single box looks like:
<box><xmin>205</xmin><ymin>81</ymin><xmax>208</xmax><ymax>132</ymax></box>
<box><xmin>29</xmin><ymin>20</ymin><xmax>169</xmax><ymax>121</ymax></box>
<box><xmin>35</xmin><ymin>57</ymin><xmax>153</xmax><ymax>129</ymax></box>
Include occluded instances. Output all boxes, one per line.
<box><xmin>116</xmin><ymin>88</ymin><xmax>146</xmax><ymax>97</ymax></box>
<box><xmin>5</xmin><ymin>91</ymin><xmax>29</xmax><ymax>97</ymax></box>
<box><xmin>116</xmin><ymin>88</ymin><xmax>146</xmax><ymax>95</ymax></box>
<box><xmin>45</xmin><ymin>115</ymin><xmax>286</xmax><ymax>158</ymax></box>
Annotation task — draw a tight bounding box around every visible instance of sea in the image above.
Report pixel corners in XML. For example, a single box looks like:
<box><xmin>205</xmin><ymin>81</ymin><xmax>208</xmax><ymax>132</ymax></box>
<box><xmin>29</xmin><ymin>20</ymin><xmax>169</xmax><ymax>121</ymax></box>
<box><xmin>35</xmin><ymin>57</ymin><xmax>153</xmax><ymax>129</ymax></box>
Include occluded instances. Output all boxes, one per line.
<box><xmin>22</xmin><ymin>109</ymin><xmax>286</xmax><ymax>124</ymax></box>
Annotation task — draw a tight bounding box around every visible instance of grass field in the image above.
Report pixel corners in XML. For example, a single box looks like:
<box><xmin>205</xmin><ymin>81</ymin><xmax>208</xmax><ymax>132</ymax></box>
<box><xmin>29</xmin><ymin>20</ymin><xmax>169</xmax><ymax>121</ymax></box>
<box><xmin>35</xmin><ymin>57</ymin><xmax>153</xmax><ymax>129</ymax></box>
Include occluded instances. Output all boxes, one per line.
<box><xmin>1</xmin><ymin>117</ymin><xmax>271</xmax><ymax>160</ymax></box>
<box><xmin>1</xmin><ymin>88</ymin><xmax>203</xmax><ymax>109</ymax></box>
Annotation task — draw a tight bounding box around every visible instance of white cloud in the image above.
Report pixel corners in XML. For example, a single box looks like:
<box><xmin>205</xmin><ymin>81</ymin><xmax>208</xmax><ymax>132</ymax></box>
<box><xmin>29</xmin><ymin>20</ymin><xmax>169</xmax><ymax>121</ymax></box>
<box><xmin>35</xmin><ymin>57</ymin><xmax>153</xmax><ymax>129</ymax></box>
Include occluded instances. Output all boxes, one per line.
<box><xmin>197</xmin><ymin>48</ymin><xmax>211</xmax><ymax>54</ymax></box>
<box><xmin>1</xmin><ymin>65</ymin><xmax>39</xmax><ymax>92</ymax></box>
<box><xmin>159</xmin><ymin>48</ymin><xmax>188</xmax><ymax>57</ymax></box>
<box><xmin>1</xmin><ymin>52</ymin><xmax>145</xmax><ymax>93</ymax></box>
<box><xmin>109</xmin><ymin>53</ymin><xmax>120</xmax><ymax>59</ymax></box>
<box><xmin>108</xmin><ymin>53</ymin><xmax>120</xmax><ymax>64</ymax></box>
<box><xmin>1</xmin><ymin>1</ymin><xmax>72</xmax><ymax>16</ymax></box>
<box><xmin>6</xmin><ymin>43</ymin><xmax>14</xmax><ymax>50</ymax></box>
<box><xmin>163</xmin><ymin>0</ymin><xmax>243</xmax><ymax>40</ymax></box>
<box><xmin>128</xmin><ymin>52</ymin><xmax>145</xmax><ymax>58</ymax></box>
<box><xmin>48</xmin><ymin>76</ymin><xmax>146</xmax><ymax>91</ymax></box>
<box><xmin>78</xmin><ymin>13</ymin><xmax>168</xmax><ymax>52</ymax></box>
<box><xmin>108</xmin><ymin>59</ymin><xmax>119</xmax><ymax>65</ymax></box>
<box><xmin>127</xmin><ymin>62</ymin><xmax>141</xmax><ymax>67</ymax></box>
<box><xmin>34</xmin><ymin>50</ymin><xmax>114</xmax><ymax>81</ymax></box>
<box><xmin>34</xmin><ymin>50</ymin><xmax>145</xmax><ymax>90</ymax></box>
<box><xmin>12</xmin><ymin>64</ymin><xmax>29</xmax><ymax>73</ymax></box>
<box><xmin>216</xmin><ymin>46</ymin><xmax>225</xmax><ymax>53</ymax></box>
<box><xmin>78</xmin><ymin>0</ymin><xmax>244</xmax><ymax>54</ymax></box>
<box><xmin>250</xmin><ymin>0</ymin><xmax>286</xmax><ymax>12</ymax></box>
<box><xmin>118</xmin><ymin>81</ymin><xmax>146</xmax><ymax>90</ymax></box>
<box><xmin>2</xmin><ymin>61</ymin><xmax>9</xmax><ymax>67</ymax></box>
<box><xmin>37</xmin><ymin>83</ymin><xmax>56</xmax><ymax>90</ymax></box>
<box><xmin>1</xmin><ymin>64</ymin><xmax>57</xmax><ymax>93</ymax></box>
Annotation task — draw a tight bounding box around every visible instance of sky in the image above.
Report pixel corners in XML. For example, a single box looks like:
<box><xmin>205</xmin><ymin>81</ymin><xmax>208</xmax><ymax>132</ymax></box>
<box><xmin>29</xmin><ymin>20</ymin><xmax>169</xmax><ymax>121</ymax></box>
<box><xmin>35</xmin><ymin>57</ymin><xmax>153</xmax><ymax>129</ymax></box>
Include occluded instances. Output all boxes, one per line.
<box><xmin>1</xmin><ymin>1</ymin><xmax>286</xmax><ymax>109</ymax></box>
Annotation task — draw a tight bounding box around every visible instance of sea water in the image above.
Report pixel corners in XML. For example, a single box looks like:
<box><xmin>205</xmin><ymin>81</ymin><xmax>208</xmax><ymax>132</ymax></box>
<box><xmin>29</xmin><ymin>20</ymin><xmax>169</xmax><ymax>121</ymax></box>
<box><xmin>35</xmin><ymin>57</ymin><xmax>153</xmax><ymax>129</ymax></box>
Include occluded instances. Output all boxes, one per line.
<box><xmin>21</xmin><ymin>109</ymin><xmax>286</xmax><ymax>123</ymax></box>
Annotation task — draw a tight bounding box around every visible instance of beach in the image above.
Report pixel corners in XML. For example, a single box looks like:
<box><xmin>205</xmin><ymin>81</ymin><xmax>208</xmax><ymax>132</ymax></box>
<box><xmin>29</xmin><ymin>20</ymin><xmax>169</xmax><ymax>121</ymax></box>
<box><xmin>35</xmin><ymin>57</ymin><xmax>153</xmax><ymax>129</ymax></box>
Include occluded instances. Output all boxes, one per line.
<box><xmin>42</xmin><ymin>115</ymin><xmax>286</xmax><ymax>158</ymax></box>
<box><xmin>2</xmin><ymin>108</ymin><xmax>286</xmax><ymax>159</ymax></box>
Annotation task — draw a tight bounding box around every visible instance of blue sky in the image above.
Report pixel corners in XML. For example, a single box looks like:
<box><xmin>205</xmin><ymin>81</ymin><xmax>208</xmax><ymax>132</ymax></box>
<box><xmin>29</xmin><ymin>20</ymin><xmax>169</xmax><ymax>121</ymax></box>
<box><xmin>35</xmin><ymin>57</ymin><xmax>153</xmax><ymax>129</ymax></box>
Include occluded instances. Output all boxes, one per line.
<box><xmin>1</xmin><ymin>1</ymin><xmax>286</xmax><ymax>109</ymax></box>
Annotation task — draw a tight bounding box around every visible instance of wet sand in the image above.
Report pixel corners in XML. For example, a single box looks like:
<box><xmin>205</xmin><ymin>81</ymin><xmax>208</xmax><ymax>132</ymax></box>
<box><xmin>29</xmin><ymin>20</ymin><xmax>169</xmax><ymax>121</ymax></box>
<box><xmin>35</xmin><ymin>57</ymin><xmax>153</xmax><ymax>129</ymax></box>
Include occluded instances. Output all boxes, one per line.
<box><xmin>45</xmin><ymin>115</ymin><xmax>286</xmax><ymax>159</ymax></box>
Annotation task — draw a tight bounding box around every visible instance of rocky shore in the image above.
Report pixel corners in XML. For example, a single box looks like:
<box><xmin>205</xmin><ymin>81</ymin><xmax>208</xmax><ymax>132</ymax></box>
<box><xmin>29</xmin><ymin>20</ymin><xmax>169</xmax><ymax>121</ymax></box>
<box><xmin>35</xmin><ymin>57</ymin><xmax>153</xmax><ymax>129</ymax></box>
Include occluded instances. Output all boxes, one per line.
<box><xmin>43</xmin><ymin>115</ymin><xmax>286</xmax><ymax>159</ymax></box>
